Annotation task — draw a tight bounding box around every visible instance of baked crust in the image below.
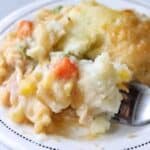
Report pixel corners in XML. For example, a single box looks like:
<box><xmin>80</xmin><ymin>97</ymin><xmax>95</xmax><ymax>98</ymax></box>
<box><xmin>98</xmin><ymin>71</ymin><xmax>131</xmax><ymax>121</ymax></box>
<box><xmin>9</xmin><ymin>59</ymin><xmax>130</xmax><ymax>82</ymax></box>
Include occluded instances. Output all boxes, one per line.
<box><xmin>106</xmin><ymin>10</ymin><xmax>150</xmax><ymax>85</ymax></box>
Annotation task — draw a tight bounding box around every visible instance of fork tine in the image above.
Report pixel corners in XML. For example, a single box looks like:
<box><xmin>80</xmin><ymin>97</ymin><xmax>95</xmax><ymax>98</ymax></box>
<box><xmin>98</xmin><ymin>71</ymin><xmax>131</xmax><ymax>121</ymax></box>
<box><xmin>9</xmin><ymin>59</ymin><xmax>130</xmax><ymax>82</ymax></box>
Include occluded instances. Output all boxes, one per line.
<box><xmin>114</xmin><ymin>83</ymin><xmax>150</xmax><ymax>126</ymax></box>
<box><xmin>131</xmin><ymin>87</ymin><xmax>150</xmax><ymax>125</ymax></box>
<box><xmin>114</xmin><ymin>83</ymin><xmax>140</xmax><ymax>124</ymax></box>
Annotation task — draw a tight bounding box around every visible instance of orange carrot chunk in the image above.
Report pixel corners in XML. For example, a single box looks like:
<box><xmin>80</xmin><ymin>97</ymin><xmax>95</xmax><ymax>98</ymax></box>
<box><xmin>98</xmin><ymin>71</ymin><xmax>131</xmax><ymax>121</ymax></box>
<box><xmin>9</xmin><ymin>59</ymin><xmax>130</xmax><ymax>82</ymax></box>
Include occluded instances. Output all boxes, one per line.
<box><xmin>17</xmin><ymin>20</ymin><xmax>33</xmax><ymax>39</ymax></box>
<box><xmin>53</xmin><ymin>57</ymin><xmax>78</xmax><ymax>80</ymax></box>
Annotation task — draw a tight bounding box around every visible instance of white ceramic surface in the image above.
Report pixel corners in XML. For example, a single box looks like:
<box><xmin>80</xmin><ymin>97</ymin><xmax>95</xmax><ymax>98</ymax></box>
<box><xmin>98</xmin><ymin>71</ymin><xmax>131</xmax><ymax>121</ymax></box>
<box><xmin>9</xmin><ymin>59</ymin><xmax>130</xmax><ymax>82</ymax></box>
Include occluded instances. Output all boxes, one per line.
<box><xmin>0</xmin><ymin>0</ymin><xmax>150</xmax><ymax>150</ymax></box>
<box><xmin>0</xmin><ymin>0</ymin><xmax>38</xmax><ymax>20</ymax></box>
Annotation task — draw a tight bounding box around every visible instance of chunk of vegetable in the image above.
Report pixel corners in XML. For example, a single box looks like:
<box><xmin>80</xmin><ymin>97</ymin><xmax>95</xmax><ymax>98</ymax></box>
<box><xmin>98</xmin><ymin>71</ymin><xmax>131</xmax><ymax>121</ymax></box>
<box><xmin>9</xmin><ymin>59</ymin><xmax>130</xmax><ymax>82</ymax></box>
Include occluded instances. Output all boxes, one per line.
<box><xmin>17</xmin><ymin>20</ymin><xmax>33</xmax><ymax>39</ymax></box>
<box><xmin>53</xmin><ymin>57</ymin><xmax>78</xmax><ymax>80</ymax></box>
<box><xmin>19</xmin><ymin>78</ymin><xmax>36</xmax><ymax>96</ymax></box>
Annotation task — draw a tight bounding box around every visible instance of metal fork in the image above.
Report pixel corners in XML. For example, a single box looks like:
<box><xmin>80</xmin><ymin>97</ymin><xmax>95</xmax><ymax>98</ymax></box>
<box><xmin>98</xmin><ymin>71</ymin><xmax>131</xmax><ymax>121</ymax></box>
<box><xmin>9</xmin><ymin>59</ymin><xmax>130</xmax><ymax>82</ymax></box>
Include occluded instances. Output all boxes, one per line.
<box><xmin>114</xmin><ymin>83</ymin><xmax>150</xmax><ymax>126</ymax></box>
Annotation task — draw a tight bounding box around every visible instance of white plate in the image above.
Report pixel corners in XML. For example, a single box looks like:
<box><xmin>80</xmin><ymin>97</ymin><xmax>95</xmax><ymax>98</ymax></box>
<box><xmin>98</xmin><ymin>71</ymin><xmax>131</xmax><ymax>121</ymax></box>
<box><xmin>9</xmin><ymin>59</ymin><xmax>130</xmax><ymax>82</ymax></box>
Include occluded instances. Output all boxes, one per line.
<box><xmin>0</xmin><ymin>0</ymin><xmax>150</xmax><ymax>150</ymax></box>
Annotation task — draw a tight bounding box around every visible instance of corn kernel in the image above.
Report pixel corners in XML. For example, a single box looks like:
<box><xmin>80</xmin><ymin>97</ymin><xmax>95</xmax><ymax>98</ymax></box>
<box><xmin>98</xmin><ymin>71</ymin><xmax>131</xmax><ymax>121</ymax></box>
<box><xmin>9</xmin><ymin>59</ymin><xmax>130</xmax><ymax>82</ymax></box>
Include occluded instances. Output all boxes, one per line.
<box><xmin>19</xmin><ymin>78</ymin><xmax>37</xmax><ymax>96</ymax></box>
<box><xmin>118</xmin><ymin>70</ymin><xmax>131</xmax><ymax>82</ymax></box>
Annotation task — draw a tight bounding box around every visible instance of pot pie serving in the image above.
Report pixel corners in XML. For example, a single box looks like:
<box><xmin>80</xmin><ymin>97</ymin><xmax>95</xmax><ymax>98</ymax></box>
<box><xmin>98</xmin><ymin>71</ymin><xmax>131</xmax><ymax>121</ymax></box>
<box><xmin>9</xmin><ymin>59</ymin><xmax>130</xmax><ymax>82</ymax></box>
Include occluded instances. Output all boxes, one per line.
<box><xmin>0</xmin><ymin>0</ymin><xmax>149</xmax><ymax>136</ymax></box>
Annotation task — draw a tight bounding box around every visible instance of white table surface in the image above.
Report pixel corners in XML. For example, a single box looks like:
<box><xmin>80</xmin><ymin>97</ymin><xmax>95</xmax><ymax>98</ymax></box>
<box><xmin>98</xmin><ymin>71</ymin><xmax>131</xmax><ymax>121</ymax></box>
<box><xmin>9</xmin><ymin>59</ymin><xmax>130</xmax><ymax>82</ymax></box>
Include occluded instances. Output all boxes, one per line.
<box><xmin>0</xmin><ymin>0</ymin><xmax>149</xmax><ymax>150</ymax></box>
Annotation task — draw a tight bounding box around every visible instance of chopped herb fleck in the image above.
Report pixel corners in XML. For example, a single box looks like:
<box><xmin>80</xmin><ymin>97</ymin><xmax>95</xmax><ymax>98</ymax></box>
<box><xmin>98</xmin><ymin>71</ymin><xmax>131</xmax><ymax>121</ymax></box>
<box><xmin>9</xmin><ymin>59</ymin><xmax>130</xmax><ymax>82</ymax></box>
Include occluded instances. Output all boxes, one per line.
<box><xmin>53</xmin><ymin>5</ymin><xmax>63</xmax><ymax>13</ymax></box>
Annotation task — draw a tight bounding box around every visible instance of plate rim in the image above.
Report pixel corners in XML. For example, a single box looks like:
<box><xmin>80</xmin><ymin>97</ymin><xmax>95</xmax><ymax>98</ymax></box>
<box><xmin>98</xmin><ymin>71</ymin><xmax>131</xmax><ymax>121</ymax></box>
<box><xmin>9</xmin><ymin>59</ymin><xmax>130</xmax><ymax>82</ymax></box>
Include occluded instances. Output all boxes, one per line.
<box><xmin>1</xmin><ymin>119</ymin><xmax>150</xmax><ymax>150</ymax></box>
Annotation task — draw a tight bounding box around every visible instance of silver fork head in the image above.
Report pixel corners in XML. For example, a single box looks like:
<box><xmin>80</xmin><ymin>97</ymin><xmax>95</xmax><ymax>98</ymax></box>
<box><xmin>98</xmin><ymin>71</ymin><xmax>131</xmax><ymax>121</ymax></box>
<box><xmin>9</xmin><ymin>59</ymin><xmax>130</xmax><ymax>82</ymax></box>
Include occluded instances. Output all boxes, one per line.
<box><xmin>114</xmin><ymin>83</ymin><xmax>150</xmax><ymax>126</ymax></box>
<box><xmin>131</xmin><ymin>84</ymin><xmax>150</xmax><ymax>125</ymax></box>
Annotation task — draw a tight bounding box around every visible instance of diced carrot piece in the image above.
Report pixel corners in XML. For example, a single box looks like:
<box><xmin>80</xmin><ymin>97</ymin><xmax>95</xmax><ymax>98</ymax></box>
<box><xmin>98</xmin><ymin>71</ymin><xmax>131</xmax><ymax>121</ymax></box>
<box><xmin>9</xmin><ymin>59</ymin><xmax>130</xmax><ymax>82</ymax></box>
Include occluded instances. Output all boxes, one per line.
<box><xmin>17</xmin><ymin>20</ymin><xmax>33</xmax><ymax>39</ymax></box>
<box><xmin>53</xmin><ymin>57</ymin><xmax>78</xmax><ymax>80</ymax></box>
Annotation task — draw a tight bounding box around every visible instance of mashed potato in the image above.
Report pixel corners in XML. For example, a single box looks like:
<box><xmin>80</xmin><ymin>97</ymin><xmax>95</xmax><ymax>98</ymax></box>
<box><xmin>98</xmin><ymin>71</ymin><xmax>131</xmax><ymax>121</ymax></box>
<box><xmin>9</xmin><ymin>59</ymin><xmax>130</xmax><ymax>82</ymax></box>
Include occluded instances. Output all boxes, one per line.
<box><xmin>76</xmin><ymin>53</ymin><xmax>131</xmax><ymax>134</ymax></box>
